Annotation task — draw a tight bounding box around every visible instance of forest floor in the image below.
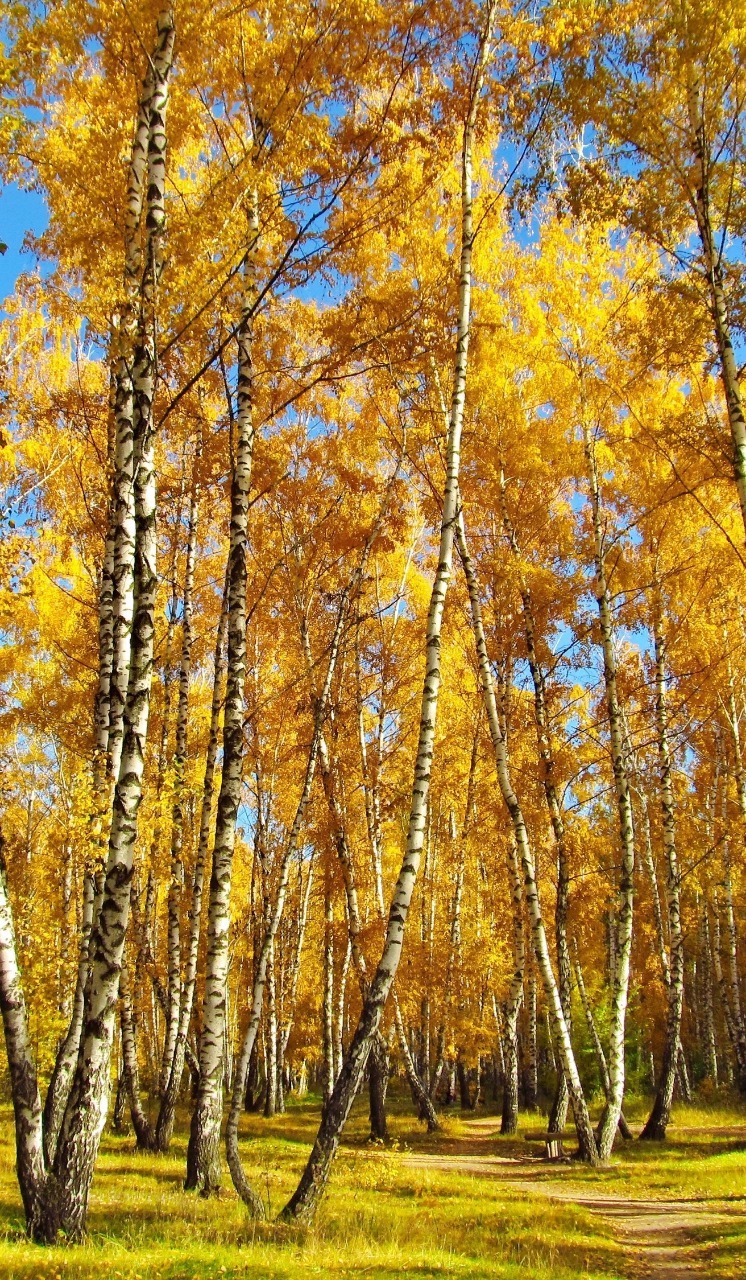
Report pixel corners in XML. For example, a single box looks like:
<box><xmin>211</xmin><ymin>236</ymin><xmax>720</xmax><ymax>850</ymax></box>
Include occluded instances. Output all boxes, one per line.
<box><xmin>402</xmin><ymin>1112</ymin><xmax>746</xmax><ymax>1278</ymax></box>
<box><xmin>0</xmin><ymin>1094</ymin><xmax>743</xmax><ymax>1278</ymax></box>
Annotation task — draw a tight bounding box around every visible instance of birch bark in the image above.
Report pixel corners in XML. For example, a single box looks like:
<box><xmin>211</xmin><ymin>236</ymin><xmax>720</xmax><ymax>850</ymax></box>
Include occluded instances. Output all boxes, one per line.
<box><xmin>686</xmin><ymin>73</ymin><xmax>746</xmax><ymax>540</ymax></box>
<box><xmin>641</xmin><ymin>610</ymin><xmax>684</xmax><ymax>1139</ymax></box>
<box><xmin>226</xmin><ymin>511</ymin><xmax>390</xmax><ymax>1210</ymax></box>
<box><xmin>160</xmin><ymin>475</ymin><xmax>199</xmax><ymax>1111</ymax></box>
<box><xmin>48</xmin><ymin>12</ymin><xmax>175</xmax><ymax>1239</ymax></box>
<box><xmin>455</xmin><ymin>513</ymin><xmax>598</xmax><ymax>1162</ymax></box>
<box><xmin>500</xmin><ymin>840</ymin><xmax>524</xmax><ymax>1135</ymax></box>
<box><xmin>573</xmin><ymin>943</ymin><xmax>633</xmax><ymax>1140</ymax></box>
<box><xmin>581</xmin><ymin>421</ymin><xmax>636</xmax><ymax>1162</ymax></box>
<box><xmin>500</xmin><ymin>488</ymin><xmax>572</xmax><ymax>1132</ymax></box>
<box><xmin>186</xmin><ymin>192</ymin><xmax>259</xmax><ymax>1194</ymax></box>
<box><xmin>42</xmin><ymin>873</ymin><xmax>95</xmax><ymax>1166</ymax></box>
<box><xmin>280</xmin><ymin>3</ymin><xmax>498</xmax><ymax>1222</ymax></box>
<box><xmin>0</xmin><ymin>829</ymin><xmax>47</xmax><ymax>1237</ymax></box>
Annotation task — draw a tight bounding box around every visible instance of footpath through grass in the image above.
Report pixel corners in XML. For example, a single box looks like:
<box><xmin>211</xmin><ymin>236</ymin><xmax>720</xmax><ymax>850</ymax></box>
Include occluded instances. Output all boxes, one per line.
<box><xmin>0</xmin><ymin>1093</ymin><xmax>742</xmax><ymax>1279</ymax></box>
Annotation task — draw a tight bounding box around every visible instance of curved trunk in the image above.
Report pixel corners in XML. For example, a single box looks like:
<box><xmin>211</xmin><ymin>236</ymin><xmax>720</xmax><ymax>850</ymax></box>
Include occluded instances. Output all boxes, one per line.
<box><xmin>501</xmin><ymin>841</ymin><xmax>524</xmax><ymax>1135</ymax></box>
<box><xmin>156</xmin><ymin>571</ymin><xmax>228</xmax><ymax>1153</ymax></box>
<box><xmin>641</xmin><ymin>611</ymin><xmax>684</xmax><ymax>1140</ymax></box>
<box><xmin>582</xmin><ymin>423</ymin><xmax>636</xmax><ymax>1162</ymax></box>
<box><xmin>501</xmin><ymin>489</ymin><xmax>571</xmax><ymax>1133</ymax></box>
<box><xmin>279</xmin><ymin>7</ymin><xmax>497</xmax><ymax>1223</ymax></box>
<box><xmin>226</xmin><ymin>518</ymin><xmax>386</xmax><ymax>1210</ymax></box>
<box><xmin>455</xmin><ymin>513</ymin><xmax>598</xmax><ymax>1163</ymax></box>
<box><xmin>187</xmin><ymin>192</ymin><xmax>259</xmax><ymax>1195</ymax></box>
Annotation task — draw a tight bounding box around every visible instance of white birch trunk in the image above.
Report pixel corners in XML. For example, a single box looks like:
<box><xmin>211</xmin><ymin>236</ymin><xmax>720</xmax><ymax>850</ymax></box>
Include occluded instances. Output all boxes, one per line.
<box><xmin>455</xmin><ymin>512</ymin><xmax>598</xmax><ymax>1161</ymax></box>
<box><xmin>500</xmin><ymin>840</ymin><xmax>524</xmax><ymax>1135</ymax></box>
<box><xmin>186</xmin><ymin>193</ymin><xmax>260</xmax><ymax>1194</ymax></box>
<box><xmin>582</xmin><ymin>422</ymin><xmax>636</xmax><ymax>1161</ymax></box>
<box><xmin>225</xmin><ymin>528</ymin><xmax>381</xmax><ymax>1209</ymax></box>
<box><xmin>49</xmin><ymin>13</ymin><xmax>175</xmax><ymax>1239</ymax></box>
<box><xmin>0</xmin><ymin>830</ymin><xmax>47</xmax><ymax>1237</ymax></box>
<box><xmin>686</xmin><ymin>75</ymin><xmax>746</xmax><ymax>540</ymax></box>
<box><xmin>159</xmin><ymin>471</ymin><xmax>199</xmax><ymax>1129</ymax></box>
<box><xmin>280</xmin><ymin>9</ymin><xmax>501</xmax><ymax>1221</ymax></box>
<box><xmin>641</xmin><ymin>609</ymin><xmax>685</xmax><ymax>1138</ymax></box>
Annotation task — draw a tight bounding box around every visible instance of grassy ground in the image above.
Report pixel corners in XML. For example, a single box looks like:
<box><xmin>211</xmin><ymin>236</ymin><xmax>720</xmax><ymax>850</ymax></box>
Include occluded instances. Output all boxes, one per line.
<box><xmin>0</xmin><ymin>1091</ymin><xmax>743</xmax><ymax>1279</ymax></box>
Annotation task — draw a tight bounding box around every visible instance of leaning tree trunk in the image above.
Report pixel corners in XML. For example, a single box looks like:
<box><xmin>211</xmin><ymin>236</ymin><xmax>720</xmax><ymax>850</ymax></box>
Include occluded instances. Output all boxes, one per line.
<box><xmin>500</xmin><ymin>841</ymin><xmax>524</xmax><ymax>1135</ymax></box>
<box><xmin>582</xmin><ymin>420</ymin><xmax>636</xmax><ymax>1163</ymax></box>
<box><xmin>186</xmin><ymin>191</ymin><xmax>259</xmax><ymax>1195</ymax></box>
<box><xmin>455</xmin><ymin>512</ymin><xmax>599</xmax><ymax>1164</ymax></box>
<box><xmin>226</xmin><ymin>496</ymin><xmax>394</xmax><ymax>1211</ymax></box>
<box><xmin>573</xmin><ymin>943</ymin><xmax>633</xmax><ymax>1140</ymax></box>
<box><xmin>687</xmin><ymin>77</ymin><xmax>746</xmax><ymax>541</ymax></box>
<box><xmin>279</xmin><ymin>6</ymin><xmax>497</xmax><ymax>1224</ymax></box>
<box><xmin>354</xmin><ymin>600</ymin><xmax>438</xmax><ymax>1130</ymax></box>
<box><xmin>501</xmin><ymin>490</ymin><xmax>572</xmax><ymax>1133</ymax></box>
<box><xmin>156</xmin><ymin>565</ymin><xmax>229</xmax><ymax>1153</ymax></box>
<box><xmin>641</xmin><ymin>609</ymin><xmax>684</xmax><ymax>1140</ymax></box>
<box><xmin>159</xmin><ymin>465</ymin><xmax>200</xmax><ymax>1123</ymax></box>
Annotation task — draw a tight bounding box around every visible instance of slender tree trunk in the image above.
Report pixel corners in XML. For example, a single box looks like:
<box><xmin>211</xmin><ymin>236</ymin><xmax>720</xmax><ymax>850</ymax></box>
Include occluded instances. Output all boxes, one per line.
<box><xmin>0</xmin><ymin>829</ymin><xmax>51</xmax><ymax>1238</ymax></box>
<box><xmin>501</xmin><ymin>842</ymin><xmax>524</xmax><ymax>1136</ymax></box>
<box><xmin>354</xmin><ymin>606</ymin><xmax>438</xmax><ymax>1130</ymax></box>
<box><xmin>501</xmin><ymin>488</ymin><xmax>572</xmax><ymax>1133</ymax></box>
<box><xmin>700</xmin><ymin>904</ymin><xmax>718</xmax><ymax>1085</ymax></box>
<box><xmin>42</xmin><ymin>873</ymin><xmax>95</xmax><ymax>1166</ymax></box>
<box><xmin>280</xmin><ymin>9</ymin><xmax>497</xmax><ymax>1222</ymax></box>
<box><xmin>159</xmin><ymin>469</ymin><xmax>199</xmax><ymax>1114</ymax></box>
<box><xmin>455</xmin><ymin>513</ymin><xmax>598</xmax><ymax>1161</ymax></box>
<box><xmin>156</xmin><ymin>570</ymin><xmax>229</xmax><ymax>1153</ymax></box>
<box><xmin>525</xmin><ymin>972</ymin><xmax>538</xmax><ymax>1108</ymax></box>
<box><xmin>278</xmin><ymin>854</ymin><xmax>316</xmax><ymax>1093</ymax></box>
<box><xmin>264</xmin><ymin>937</ymin><xmax>278</xmax><ymax>1118</ymax></box>
<box><xmin>119</xmin><ymin>963</ymin><xmax>155</xmax><ymax>1151</ymax></box>
<box><xmin>226</xmin><ymin>512</ymin><xmax>391</xmax><ymax>1208</ymax></box>
<box><xmin>186</xmin><ymin>191</ymin><xmax>259</xmax><ymax>1195</ymax></box>
<box><xmin>713</xmin><ymin>898</ymin><xmax>741</xmax><ymax>1080</ymax></box>
<box><xmin>574</xmin><ymin>943</ymin><xmax>633</xmax><ymax>1140</ymax></box>
<box><xmin>641</xmin><ymin>610</ymin><xmax>684</xmax><ymax>1140</ymax></box>
<box><xmin>322</xmin><ymin>881</ymin><xmax>336</xmax><ymax>1103</ymax></box>
<box><xmin>368</xmin><ymin>1034</ymin><xmax>390</xmax><ymax>1142</ymax></box>
<box><xmin>334</xmin><ymin>936</ymin><xmax>351</xmax><ymax>1085</ymax></box>
<box><xmin>582</xmin><ymin>421</ymin><xmax>635</xmax><ymax>1161</ymax></box>
<box><xmin>687</xmin><ymin>77</ymin><xmax>746</xmax><ymax>540</ymax></box>
<box><xmin>49</xmin><ymin>15</ymin><xmax>175</xmax><ymax>1239</ymax></box>
<box><xmin>721</xmin><ymin>847</ymin><xmax>746</xmax><ymax>1089</ymax></box>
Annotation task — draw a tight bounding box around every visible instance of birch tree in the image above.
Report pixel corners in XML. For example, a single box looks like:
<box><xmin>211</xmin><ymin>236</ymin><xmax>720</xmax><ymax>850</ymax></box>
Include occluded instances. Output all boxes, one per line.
<box><xmin>279</xmin><ymin>5</ymin><xmax>499</xmax><ymax>1222</ymax></box>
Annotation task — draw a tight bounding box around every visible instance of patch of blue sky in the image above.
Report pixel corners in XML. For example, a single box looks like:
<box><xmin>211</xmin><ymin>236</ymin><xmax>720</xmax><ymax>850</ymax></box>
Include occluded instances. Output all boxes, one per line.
<box><xmin>0</xmin><ymin>182</ymin><xmax>49</xmax><ymax>306</ymax></box>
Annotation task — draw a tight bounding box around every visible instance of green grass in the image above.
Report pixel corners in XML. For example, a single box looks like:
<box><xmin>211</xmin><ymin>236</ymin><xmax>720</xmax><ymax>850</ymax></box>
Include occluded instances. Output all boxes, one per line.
<box><xmin>0</xmin><ymin>1092</ymin><xmax>742</xmax><ymax>1279</ymax></box>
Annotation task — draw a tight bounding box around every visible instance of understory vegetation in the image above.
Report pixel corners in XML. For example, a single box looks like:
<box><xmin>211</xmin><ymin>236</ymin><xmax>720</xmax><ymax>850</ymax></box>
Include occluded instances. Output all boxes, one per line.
<box><xmin>0</xmin><ymin>1094</ymin><xmax>744</xmax><ymax>1279</ymax></box>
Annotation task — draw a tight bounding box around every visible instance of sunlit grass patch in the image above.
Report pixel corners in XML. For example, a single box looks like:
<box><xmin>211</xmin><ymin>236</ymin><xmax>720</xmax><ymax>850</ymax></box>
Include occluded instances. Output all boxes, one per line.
<box><xmin>0</xmin><ymin>1093</ymin><xmax>742</xmax><ymax>1278</ymax></box>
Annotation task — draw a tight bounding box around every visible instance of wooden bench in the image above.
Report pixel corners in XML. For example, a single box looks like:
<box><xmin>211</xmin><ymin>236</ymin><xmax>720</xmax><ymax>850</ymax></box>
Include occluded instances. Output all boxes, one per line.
<box><xmin>523</xmin><ymin>1130</ymin><xmax>566</xmax><ymax>1160</ymax></box>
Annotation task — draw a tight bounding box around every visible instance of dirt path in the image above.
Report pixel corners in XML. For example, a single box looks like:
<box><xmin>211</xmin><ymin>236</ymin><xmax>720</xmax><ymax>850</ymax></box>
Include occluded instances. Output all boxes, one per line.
<box><xmin>401</xmin><ymin>1118</ymin><xmax>739</xmax><ymax>1278</ymax></box>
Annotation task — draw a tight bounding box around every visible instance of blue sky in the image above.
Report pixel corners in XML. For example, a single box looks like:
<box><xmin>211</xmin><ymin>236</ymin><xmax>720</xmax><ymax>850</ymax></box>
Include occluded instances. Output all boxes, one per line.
<box><xmin>0</xmin><ymin>182</ymin><xmax>47</xmax><ymax>301</ymax></box>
